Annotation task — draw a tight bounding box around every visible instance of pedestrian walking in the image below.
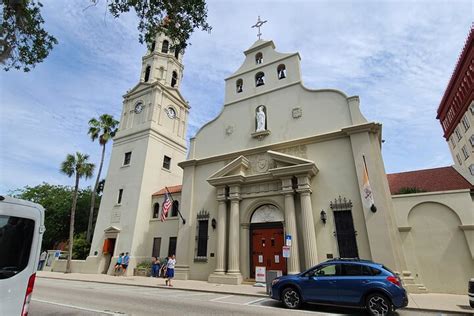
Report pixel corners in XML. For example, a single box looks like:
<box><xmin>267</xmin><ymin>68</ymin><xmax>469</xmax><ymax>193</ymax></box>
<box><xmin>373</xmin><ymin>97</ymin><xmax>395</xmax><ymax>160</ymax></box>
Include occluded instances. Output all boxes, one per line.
<box><xmin>38</xmin><ymin>250</ymin><xmax>47</xmax><ymax>270</ymax></box>
<box><xmin>121</xmin><ymin>252</ymin><xmax>130</xmax><ymax>274</ymax></box>
<box><xmin>114</xmin><ymin>253</ymin><xmax>124</xmax><ymax>275</ymax></box>
<box><xmin>165</xmin><ymin>254</ymin><xmax>176</xmax><ymax>287</ymax></box>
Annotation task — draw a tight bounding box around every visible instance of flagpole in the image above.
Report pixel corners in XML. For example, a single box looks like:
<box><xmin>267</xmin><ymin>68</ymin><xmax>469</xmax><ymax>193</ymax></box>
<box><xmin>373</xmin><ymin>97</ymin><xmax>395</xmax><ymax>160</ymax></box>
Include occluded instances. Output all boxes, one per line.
<box><xmin>362</xmin><ymin>154</ymin><xmax>369</xmax><ymax>177</ymax></box>
<box><xmin>165</xmin><ymin>186</ymin><xmax>186</xmax><ymax>225</ymax></box>
<box><xmin>362</xmin><ymin>155</ymin><xmax>377</xmax><ymax>213</ymax></box>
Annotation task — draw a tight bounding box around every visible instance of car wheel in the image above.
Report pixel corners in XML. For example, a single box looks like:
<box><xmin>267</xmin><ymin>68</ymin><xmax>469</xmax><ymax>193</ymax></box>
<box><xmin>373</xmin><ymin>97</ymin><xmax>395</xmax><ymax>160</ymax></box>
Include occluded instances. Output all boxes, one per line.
<box><xmin>366</xmin><ymin>293</ymin><xmax>393</xmax><ymax>316</ymax></box>
<box><xmin>281</xmin><ymin>287</ymin><xmax>302</xmax><ymax>309</ymax></box>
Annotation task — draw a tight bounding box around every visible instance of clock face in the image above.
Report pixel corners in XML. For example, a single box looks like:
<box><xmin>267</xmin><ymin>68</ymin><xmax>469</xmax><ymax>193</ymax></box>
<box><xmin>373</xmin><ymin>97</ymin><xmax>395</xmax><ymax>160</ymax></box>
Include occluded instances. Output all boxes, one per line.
<box><xmin>134</xmin><ymin>103</ymin><xmax>144</xmax><ymax>114</ymax></box>
<box><xmin>166</xmin><ymin>107</ymin><xmax>176</xmax><ymax>119</ymax></box>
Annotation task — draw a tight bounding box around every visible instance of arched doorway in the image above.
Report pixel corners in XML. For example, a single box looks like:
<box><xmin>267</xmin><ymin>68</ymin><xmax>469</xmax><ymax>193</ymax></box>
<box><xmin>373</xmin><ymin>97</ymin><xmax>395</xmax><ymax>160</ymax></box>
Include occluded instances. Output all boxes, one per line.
<box><xmin>249</xmin><ymin>204</ymin><xmax>286</xmax><ymax>278</ymax></box>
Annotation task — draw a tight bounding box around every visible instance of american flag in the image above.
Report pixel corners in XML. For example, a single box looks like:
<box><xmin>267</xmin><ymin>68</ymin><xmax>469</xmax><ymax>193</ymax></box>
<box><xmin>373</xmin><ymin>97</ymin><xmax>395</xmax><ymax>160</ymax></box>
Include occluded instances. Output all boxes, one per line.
<box><xmin>160</xmin><ymin>193</ymin><xmax>172</xmax><ymax>222</ymax></box>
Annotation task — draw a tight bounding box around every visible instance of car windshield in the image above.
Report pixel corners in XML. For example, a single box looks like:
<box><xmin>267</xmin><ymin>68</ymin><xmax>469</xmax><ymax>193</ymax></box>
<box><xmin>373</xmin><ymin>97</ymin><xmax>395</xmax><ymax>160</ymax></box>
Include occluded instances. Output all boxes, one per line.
<box><xmin>0</xmin><ymin>215</ymin><xmax>35</xmax><ymax>279</ymax></box>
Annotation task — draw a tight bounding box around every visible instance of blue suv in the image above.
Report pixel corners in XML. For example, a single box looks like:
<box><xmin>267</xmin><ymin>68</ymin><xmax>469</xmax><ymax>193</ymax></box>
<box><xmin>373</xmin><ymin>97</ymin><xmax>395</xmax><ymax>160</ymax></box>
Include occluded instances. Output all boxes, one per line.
<box><xmin>270</xmin><ymin>259</ymin><xmax>408</xmax><ymax>316</ymax></box>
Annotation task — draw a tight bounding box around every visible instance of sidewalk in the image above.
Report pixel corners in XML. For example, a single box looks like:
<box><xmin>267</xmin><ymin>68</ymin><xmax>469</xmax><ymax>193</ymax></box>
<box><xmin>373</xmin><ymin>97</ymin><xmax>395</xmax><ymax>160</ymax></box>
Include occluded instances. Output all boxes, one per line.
<box><xmin>37</xmin><ymin>271</ymin><xmax>473</xmax><ymax>314</ymax></box>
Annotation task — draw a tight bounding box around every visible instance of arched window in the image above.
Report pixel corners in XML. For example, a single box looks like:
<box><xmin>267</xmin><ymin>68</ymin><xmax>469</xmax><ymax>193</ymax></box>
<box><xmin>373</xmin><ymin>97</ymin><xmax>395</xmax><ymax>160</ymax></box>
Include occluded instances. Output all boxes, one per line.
<box><xmin>162</xmin><ymin>40</ymin><xmax>169</xmax><ymax>53</ymax></box>
<box><xmin>172</xmin><ymin>200</ymin><xmax>179</xmax><ymax>217</ymax></box>
<box><xmin>255</xmin><ymin>72</ymin><xmax>265</xmax><ymax>87</ymax></box>
<box><xmin>150</xmin><ymin>41</ymin><xmax>156</xmax><ymax>52</ymax></box>
<box><xmin>153</xmin><ymin>203</ymin><xmax>160</xmax><ymax>218</ymax></box>
<box><xmin>236</xmin><ymin>79</ymin><xmax>243</xmax><ymax>93</ymax></box>
<box><xmin>174</xmin><ymin>47</ymin><xmax>180</xmax><ymax>59</ymax></box>
<box><xmin>277</xmin><ymin>64</ymin><xmax>286</xmax><ymax>79</ymax></box>
<box><xmin>144</xmin><ymin>65</ymin><xmax>151</xmax><ymax>82</ymax></box>
<box><xmin>171</xmin><ymin>71</ymin><xmax>178</xmax><ymax>87</ymax></box>
<box><xmin>255</xmin><ymin>52</ymin><xmax>263</xmax><ymax>64</ymax></box>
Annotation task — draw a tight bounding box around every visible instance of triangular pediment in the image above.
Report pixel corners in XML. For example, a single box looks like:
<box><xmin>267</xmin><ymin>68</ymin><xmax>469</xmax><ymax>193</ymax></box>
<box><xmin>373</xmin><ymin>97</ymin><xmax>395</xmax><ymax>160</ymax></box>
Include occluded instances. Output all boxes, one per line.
<box><xmin>209</xmin><ymin>155</ymin><xmax>250</xmax><ymax>179</ymax></box>
<box><xmin>123</xmin><ymin>81</ymin><xmax>188</xmax><ymax>108</ymax></box>
<box><xmin>267</xmin><ymin>150</ymin><xmax>313</xmax><ymax>167</ymax></box>
<box><xmin>104</xmin><ymin>226</ymin><xmax>121</xmax><ymax>234</ymax></box>
<box><xmin>124</xmin><ymin>82</ymin><xmax>152</xmax><ymax>97</ymax></box>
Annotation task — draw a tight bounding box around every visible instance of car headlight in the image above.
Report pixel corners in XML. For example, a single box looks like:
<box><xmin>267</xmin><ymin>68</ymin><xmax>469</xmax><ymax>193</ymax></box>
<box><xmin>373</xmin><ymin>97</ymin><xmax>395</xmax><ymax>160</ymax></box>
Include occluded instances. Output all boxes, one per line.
<box><xmin>271</xmin><ymin>278</ymin><xmax>280</xmax><ymax>286</ymax></box>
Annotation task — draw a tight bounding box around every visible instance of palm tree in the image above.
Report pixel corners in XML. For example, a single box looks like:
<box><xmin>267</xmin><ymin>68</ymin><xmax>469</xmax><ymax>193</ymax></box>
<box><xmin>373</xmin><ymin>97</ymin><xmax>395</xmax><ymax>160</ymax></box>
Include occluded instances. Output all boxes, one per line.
<box><xmin>86</xmin><ymin>114</ymin><xmax>119</xmax><ymax>243</ymax></box>
<box><xmin>60</xmin><ymin>152</ymin><xmax>95</xmax><ymax>273</ymax></box>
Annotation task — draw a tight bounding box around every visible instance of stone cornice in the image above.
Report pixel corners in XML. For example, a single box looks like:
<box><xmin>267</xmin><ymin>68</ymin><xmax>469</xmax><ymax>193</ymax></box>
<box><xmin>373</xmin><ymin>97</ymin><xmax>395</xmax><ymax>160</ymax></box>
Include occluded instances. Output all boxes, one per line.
<box><xmin>269</xmin><ymin>163</ymin><xmax>318</xmax><ymax>178</ymax></box>
<box><xmin>460</xmin><ymin>224</ymin><xmax>474</xmax><ymax>231</ymax></box>
<box><xmin>180</xmin><ymin>124</ymin><xmax>381</xmax><ymax>168</ymax></box>
<box><xmin>114</xmin><ymin>125</ymin><xmax>187</xmax><ymax>153</ymax></box>
<box><xmin>208</xmin><ymin>174</ymin><xmax>246</xmax><ymax>186</ymax></box>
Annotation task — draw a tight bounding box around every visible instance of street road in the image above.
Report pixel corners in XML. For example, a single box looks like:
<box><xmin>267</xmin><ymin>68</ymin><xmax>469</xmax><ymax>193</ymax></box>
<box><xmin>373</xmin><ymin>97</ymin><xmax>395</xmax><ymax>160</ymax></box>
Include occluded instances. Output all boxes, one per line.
<box><xmin>30</xmin><ymin>278</ymin><xmax>464</xmax><ymax>316</ymax></box>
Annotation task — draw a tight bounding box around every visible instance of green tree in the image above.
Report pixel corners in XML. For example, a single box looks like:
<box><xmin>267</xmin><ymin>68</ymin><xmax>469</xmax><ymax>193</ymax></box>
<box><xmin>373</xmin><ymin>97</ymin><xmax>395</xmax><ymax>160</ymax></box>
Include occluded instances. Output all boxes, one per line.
<box><xmin>107</xmin><ymin>0</ymin><xmax>211</xmax><ymax>50</ymax></box>
<box><xmin>60</xmin><ymin>152</ymin><xmax>94</xmax><ymax>273</ymax></box>
<box><xmin>72</xmin><ymin>232</ymin><xmax>91</xmax><ymax>260</ymax></box>
<box><xmin>12</xmin><ymin>183</ymin><xmax>100</xmax><ymax>250</ymax></box>
<box><xmin>87</xmin><ymin>114</ymin><xmax>119</xmax><ymax>243</ymax></box>
<box><xmin>1</xmin><ymin>0</ymin><xmax>58</xmax><ymax>71</ymax></box>
<box><xmin>2</xmin><ymin>0</ymin><xmax>210</xmax><ymax>72</ymax></box>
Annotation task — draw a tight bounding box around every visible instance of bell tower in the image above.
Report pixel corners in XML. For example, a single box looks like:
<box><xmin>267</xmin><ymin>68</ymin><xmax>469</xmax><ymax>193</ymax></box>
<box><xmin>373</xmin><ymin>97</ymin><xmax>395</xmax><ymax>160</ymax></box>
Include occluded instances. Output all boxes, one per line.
<box><xmin>140</xmin><ymin>32</ymin><xmax>184</xmax><ymax>88</ymax></box>
<box><xmin>88</xmin><ymin>31</ymin><xmax>189</xmax><ymax>275</ymax></box>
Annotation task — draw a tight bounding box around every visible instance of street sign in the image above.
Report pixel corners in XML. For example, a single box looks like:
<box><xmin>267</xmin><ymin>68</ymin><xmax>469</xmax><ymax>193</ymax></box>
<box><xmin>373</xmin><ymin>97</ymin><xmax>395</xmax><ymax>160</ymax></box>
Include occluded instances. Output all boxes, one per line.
<box><xmin>285</xmin><ymin>234</ymin><xmax>292</xmax><ymax>246</ymax></box>
<box><xmin>256</xmin><ymin>266</ymin><xmax>266</xmax><ymax>282</ymax></box>
<box><xmin>282</xmin><ymin>246</ymin><xmax>290</xmax><ymax>258</ymax></box>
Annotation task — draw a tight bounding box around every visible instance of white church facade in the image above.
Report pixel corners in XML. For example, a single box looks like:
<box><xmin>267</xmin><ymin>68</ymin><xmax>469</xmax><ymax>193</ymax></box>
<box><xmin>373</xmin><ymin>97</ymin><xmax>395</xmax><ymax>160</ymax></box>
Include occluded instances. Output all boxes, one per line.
<box><xmin>51</xmin><ymin>30</ymin><xmax>473</xmax><ymax>295</ymax></box>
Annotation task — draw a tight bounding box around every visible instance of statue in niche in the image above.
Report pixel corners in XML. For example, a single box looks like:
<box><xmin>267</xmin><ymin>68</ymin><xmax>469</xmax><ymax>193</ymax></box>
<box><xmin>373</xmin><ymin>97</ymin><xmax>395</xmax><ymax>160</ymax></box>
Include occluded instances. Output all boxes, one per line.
<box><xmin>255</xmin><ymin>106</ymin><xmax>266</xmax><ymax>132</ymax></box>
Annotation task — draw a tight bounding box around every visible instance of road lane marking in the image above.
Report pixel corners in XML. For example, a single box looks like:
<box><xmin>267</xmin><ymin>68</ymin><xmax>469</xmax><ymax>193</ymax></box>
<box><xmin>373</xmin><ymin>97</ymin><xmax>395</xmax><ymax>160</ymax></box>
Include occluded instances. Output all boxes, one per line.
<box><xmin>209</xmin><ymin>294</ymin><xmax>234</xmax><ymax>301</ymax></box>
<box><xmin>32</xmin><ymin>298</ymin><xmax>124</xmax><ymax>315</ymax></box>
<box><xmin>245</xmin><ymin>297</ymin><xmax>268</xmax><ymax>305</ymax></box>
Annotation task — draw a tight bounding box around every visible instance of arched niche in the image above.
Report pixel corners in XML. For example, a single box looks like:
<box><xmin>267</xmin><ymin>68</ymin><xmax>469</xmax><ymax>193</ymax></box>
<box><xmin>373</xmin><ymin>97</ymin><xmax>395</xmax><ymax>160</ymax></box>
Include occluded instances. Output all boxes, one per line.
<box><xmin>250</xmin><ymin>204</ymin><xmax>284</xmax><ymax>223</ymax></box>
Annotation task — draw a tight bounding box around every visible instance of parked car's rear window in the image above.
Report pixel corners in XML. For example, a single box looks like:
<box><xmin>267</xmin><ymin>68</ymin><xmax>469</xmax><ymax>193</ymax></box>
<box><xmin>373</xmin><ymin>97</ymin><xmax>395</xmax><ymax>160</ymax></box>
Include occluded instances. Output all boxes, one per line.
<box><xmin>382</xmin><ymin>265</ymin><xmax>396</xmax><ymax>276</ymax></box>
<box><xmin>0</xmin><ymin>215</ymin><xmax>35</xmax><ymax>279</ymax></box>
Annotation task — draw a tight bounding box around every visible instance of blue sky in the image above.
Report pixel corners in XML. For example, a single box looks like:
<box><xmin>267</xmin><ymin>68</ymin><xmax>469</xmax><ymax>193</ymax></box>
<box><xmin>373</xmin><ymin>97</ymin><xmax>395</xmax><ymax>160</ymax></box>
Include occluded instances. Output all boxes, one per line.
<box><xmin>0</xmin><ymin>0</ymin><xmax>472</xmax><ymax>193</ymax></box>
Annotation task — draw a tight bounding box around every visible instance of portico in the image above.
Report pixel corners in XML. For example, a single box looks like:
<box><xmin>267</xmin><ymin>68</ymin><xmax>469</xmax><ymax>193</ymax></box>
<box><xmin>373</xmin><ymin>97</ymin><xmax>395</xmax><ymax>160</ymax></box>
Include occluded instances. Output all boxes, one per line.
<box><xmin>207</xmin><ymin>151</ymin><xmax>318</xmax><ymax>284</ymax></box>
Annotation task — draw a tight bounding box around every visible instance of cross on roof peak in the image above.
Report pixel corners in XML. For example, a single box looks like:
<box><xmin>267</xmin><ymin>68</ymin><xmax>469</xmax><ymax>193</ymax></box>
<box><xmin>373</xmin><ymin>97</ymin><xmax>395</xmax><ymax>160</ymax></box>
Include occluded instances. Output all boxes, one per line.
<box><xmin>251</xmin><ymin>16</ymin><xmax>268</xmax><ymax>40</ymax></box>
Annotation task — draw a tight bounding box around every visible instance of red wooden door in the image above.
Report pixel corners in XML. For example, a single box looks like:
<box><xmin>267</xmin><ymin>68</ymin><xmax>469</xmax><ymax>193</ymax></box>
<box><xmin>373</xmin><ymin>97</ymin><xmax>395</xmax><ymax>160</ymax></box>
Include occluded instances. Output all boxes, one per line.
<box><xmin>251</xmin><ymin>227</ymin><xmax>286</xmax><ymax>277</ymax></box>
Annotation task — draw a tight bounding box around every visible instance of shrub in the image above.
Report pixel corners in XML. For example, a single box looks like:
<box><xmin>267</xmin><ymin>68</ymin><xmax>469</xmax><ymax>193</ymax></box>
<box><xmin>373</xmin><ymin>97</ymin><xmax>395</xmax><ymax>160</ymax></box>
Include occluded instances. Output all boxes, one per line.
<box><xmin>136</xmin><ymin>261</ymin><xmax>152</xmax><ymax>269</ymax></box>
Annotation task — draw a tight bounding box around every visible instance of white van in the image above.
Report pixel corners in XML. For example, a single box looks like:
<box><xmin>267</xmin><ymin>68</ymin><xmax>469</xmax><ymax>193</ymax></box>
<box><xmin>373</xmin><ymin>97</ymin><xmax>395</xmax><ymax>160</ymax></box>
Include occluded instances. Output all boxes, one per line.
<box><xmin>0</xmin><ymin>195</ymin><xmax>45</xmax><ymax>316</ymax></box>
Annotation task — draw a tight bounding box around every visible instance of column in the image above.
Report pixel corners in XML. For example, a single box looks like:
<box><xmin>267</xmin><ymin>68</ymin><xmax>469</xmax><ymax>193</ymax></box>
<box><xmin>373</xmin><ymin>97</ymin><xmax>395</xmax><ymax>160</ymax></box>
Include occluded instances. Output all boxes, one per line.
<box><xmin>297</xmin><ymin>175</ymin><xmax>318</xmax><ymax>269</ymax></box>
<box><xmin>281</xmin><ymin>177</ymin><xmax>301</xmax><ymax>274</ymax></box>
<box><xmin>214</xmin><ymin>198</ymin><xmax>227</xmax><ymax>274</ymax></box>
<box><xmin>227</xmin><ymin>186</ymin><xmax>241</xmax><ymax>275</ymax></box>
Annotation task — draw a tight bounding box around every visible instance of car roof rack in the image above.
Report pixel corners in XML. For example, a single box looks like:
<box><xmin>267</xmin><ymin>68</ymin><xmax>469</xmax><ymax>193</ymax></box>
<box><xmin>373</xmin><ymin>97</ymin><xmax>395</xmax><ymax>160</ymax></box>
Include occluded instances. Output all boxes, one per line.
<box><xmin>327</xmin><ymin>257</ymin><xmax>375</xmax><ymax>263</ymax></box>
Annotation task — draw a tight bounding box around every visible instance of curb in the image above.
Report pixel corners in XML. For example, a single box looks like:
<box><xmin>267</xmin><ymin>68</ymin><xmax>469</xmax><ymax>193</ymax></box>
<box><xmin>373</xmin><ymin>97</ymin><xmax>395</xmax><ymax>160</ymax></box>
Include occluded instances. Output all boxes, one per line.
<box><xmin>403</xmin><ymin>307</ymin><xmax>473</xmax><ymax>315</ymax></box>
<box><xmin>37</xmin><ymin>276</ymin><xmax>473</xmax><ymax>314</ymax></box>
<box><xmin>37</xmin><ymin>275</ymin><xmax>268</xmax><ymax>298</ymax></box>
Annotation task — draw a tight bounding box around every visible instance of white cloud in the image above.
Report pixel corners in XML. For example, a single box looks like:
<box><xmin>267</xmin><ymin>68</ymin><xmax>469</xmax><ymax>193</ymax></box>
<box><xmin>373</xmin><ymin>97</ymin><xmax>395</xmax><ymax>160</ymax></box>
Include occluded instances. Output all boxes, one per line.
<box><xmin>0</xmin><ymin>0</ymin><xmax>471</xmax><ymax>192</ymax></box>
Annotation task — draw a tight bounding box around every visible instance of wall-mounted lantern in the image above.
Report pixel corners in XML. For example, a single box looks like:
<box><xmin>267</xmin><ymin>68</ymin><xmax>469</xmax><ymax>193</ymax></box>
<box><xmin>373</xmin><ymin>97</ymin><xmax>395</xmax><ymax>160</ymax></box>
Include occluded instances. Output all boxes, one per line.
<box><xmin>211</xmin><ymin>218</ymin><xmax>217</xmax><ymax>230</ymax></box>
<box><xmin>370</xmin><ymin>204</ymin><xmax>377</xmax><ymax>213</ymax></box>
